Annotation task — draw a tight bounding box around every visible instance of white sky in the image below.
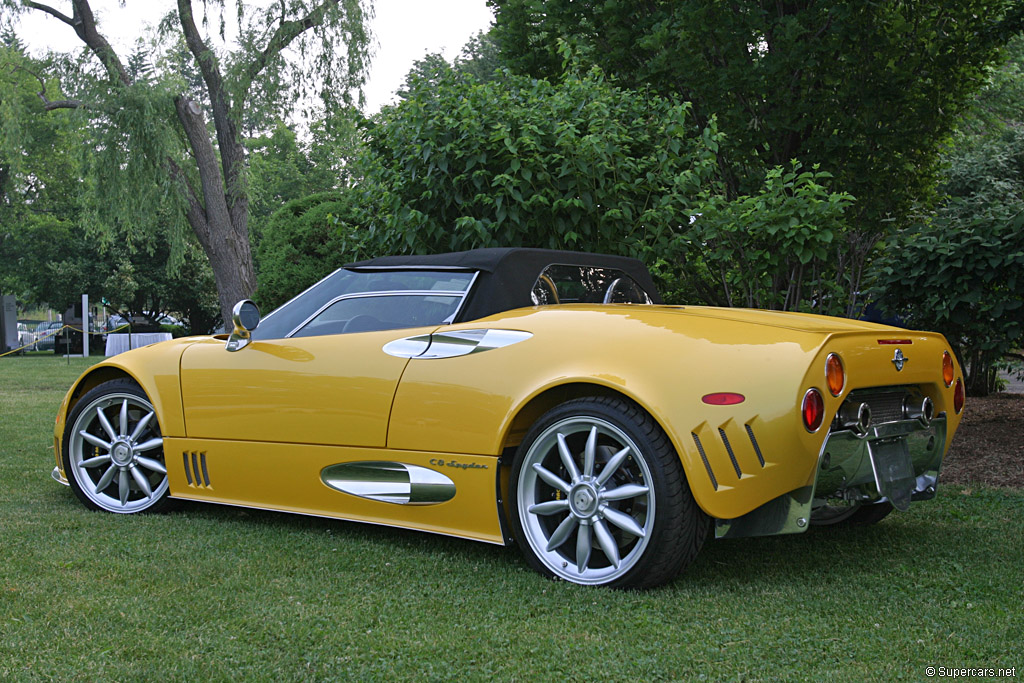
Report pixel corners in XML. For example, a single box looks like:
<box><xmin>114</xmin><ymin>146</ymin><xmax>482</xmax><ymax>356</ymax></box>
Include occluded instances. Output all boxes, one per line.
<box><xmin>14</xmin><ymin>0</ymin><xmax>494</xmax><ymax>113</ymax></box>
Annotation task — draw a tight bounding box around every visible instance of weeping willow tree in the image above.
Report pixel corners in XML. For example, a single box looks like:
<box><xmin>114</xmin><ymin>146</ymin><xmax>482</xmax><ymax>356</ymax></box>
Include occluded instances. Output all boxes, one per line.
<box><xmin>2</xmin><ymin>0</ymin><xmax>372</xmax><ymax>324</ymax></box>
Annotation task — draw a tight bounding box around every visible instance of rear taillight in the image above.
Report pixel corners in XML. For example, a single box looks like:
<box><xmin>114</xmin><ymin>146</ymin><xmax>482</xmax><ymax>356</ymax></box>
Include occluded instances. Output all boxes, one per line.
<box><xmin>954</xmin><ymin>378</ymin><xmax>965</xmax><ymax>414</ymax></box>
<box><xmin>942</xmin><ymin>351</ymin><xmax>955</xmax><ymax>387</ymax></box>
<box><xmin>802</xmin><ymin>389</ymin><xmax>825</xmax><ymax>432</ymax></box>
<box><xmin>825</xmin><ymin>353</ymin><xmax>845</xmax><ymax>396</ymax></box>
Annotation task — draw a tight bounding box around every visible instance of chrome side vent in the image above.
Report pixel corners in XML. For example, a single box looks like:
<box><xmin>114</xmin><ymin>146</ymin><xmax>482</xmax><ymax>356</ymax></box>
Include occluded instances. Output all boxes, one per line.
<box><xmin>718</xmin><ymin>428</ymin><xmax>742</xmax><ymax>478</ymax></box>
<box><xmin>691</xmin><ymin>433</ymin><xmax>718</xmax><ymax>491</ymax></box>
<box><xmin>183</xmin><ymin>451</ymin><xmax>211</xmax><ymax>487</ymax></box>
<box><xmin>744</xmin><ymin>424</ymin><xmax>766</xmax><ymax>467</ymax></box>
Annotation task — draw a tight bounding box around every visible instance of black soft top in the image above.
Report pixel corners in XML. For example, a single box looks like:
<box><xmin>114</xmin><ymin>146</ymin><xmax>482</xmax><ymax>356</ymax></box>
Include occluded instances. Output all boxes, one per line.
<box><xmin>345</xmin><ymin>248</ymin><xmax>662</xmax><ymax>322</ymax></box>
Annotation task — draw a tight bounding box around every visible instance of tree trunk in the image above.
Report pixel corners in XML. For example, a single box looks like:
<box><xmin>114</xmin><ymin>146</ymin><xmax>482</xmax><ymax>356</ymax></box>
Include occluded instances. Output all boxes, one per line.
<box><xmin>174</xmin><ymin>95</ymin><xmax>257</xmax><ymax>328</ymax></box>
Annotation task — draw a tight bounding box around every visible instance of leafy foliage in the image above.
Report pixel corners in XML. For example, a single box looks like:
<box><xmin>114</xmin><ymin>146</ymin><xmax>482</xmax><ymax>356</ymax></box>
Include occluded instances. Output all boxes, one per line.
<box><xmin>3</xmin><ymin>0</ymin><xmax>374</xmax><ymax>324</ymax></box>
<box><xmin>871</xmin><ymin>129</ymin><xmax>1024</xmax><ymax>395</ymax></box>
<box><xmin>0</xmin><ymin>41</ymin><xmax>218</xmax><ymax>332</ymax></box>
<box><xmin>255</xmin><ymin>191</ymin><xmax>369</xmax><ymax>311</ymax></box>
<box><xmin>363</xmin><ymin>60</ymin><xmax>856</xmax><ymax>310</ymax></box>
<box><xmin>364</xmin><ymin>63</ymin><xmax>719</xmax><ymax>260</ymax></box>
<box><xmin>666</xmin><ymin>163</ymin><xmax>854</xmax><ymax>313</ymax></box>
<box><xmin>488</xmin><ymin>0</ymin><xmax>1024</xmax><ymax>313</ymax></box>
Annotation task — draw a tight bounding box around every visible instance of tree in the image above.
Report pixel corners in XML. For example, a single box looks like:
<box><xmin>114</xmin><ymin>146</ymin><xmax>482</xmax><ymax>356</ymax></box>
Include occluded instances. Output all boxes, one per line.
<box><xmin>1</xmin><ymin>38</ymin><xmax>219</xmax><ymax>331</ymax></box>
<box><xmin>3</xmin><ymin>0</ymin><xmax>372</xmax><ymax>324</ymax></box>
<box><xmin>487</xmin><ymin>0</ymin><xmax>1024</xmax><ymax>314</ymax></box>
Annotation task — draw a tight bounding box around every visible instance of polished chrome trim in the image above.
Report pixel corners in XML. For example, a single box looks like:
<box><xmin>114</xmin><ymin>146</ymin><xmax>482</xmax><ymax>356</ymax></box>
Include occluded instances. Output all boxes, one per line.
<box><xmin>256</xmin><ymin>267</ymin><xmax>343</xmax><ymax>331</ymax></box>
<box><xmin>226</xmin><ymin>299</ymin><xmax>260</xmax><ymax>351</ymax></box>
<box><xmin>381</xmin><ymin>335</ymin><xmax>433</xmax><ymax>358</ymax></box>
<box><xmin>903</xmin><ymin>395</ymin><xmax>934</xmax><ymax>427</ymax></box>
<box><xmin>837</xmin><ymin>401</ymin><xmax>872</xmax><ymax>437</ymax></box>
<box><xmin>446</xmin><ymin>271</ymin><xmax>479</xmax><ymax>323</ymax></box>
<box><xmin>382</xmin><ymin>329</ymin><xmax>533</xmax><ymax>359</ymax></box>
<box><xmin>321</xmin><ymin>461</ymin><xmax>456</xmax><ymax>505</ymax></box>
<box><xmin>51</xmin><ymin>466</ymin><xmax>69</xmax><ymax>486</ymax></box>
<box><xmin>891</xmin><ymin>348</ymin><xmax>909</xmax><ymax>371</ymax></box>
<box><xmin>345</xmin><ymin>265</ymin><xmax>479</xmax><ymax>272</ymax></box>
<box><xmin>285</xmin><ymin>289</ymin><xmax>469</xmax><ymax>338</ymax></box>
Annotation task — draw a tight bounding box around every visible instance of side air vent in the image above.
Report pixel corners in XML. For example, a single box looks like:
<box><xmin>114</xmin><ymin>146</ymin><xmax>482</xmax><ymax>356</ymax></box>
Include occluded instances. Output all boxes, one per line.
<box><xmin>691</xmin><ymin>433</ymin><xmax>718</xmax><ymax>491</ymax></box>
<box><xmin>745</xmin><ymin>424</ymin><xmax>766</xmax><ymax>467</ymax></box>
<box><xmin>183</xmin><ymin>451</ymin><xmax>211</xmax><ymax>487</ymax></box>
<box><xmin>718</xmin><ymin>428</ymin><xmax>742</xmax><ymax>478</ymax></box>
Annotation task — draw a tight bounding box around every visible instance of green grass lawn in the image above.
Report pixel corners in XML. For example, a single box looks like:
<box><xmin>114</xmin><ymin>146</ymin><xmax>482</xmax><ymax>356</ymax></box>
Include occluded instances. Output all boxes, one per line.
<box><xmin>1</xmin><ymin>356</ymin><xmax>1021</xmax><ymax>681</ymax></box>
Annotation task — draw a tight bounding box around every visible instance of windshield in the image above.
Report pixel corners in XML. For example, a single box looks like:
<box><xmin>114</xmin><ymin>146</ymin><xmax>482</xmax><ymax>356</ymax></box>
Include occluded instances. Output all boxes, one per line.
<box><xmin>252</xmin><ymin>269</ymin><xmax>476</xmax><ymax>340</ymax></box>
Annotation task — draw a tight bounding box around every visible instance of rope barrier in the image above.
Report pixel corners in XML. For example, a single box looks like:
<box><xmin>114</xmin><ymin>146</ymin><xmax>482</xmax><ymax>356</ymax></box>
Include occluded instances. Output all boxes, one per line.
<box><xmin>0</xmin><ymin>323</ymin><xmax>131</xmax><ymax>357</ymax></box>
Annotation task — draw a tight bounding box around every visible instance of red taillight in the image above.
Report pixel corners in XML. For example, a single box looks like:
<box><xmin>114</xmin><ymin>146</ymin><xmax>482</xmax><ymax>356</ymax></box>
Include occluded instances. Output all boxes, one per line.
<box><xmin>802</xmin><ymin>389</ymin><xmax>825</xmax><ymax>432</ymax></box>
<box><xmin>825</xmin><ymin>353</ymin><xmax>845</xmax><ymax>396</ymax></box>
<box><xmin>702</xmin><ymin>392</ymin><xmax>745</xmax><ymax>405</ymax></box>
<box><xmin>954</xmin><ymin>378</ymin><xmax>965</xmax><ymax>414</ymax></box>
<box><xmin>942</xmin><ymin>351</ymin><xmax>955</xmax><ymax>387</ymax></box>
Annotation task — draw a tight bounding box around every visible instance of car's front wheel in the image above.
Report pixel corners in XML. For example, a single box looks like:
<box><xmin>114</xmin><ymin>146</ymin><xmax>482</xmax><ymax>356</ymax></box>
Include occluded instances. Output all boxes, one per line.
<box><xmin>62</xmin><ymin>379</ymin><xmax>172</xmax><ymax>514</ymax></box>
<box><xmin>510</xmin><ymin>396</ymin><xmax>708</xmax><ymax>588</ymax></box>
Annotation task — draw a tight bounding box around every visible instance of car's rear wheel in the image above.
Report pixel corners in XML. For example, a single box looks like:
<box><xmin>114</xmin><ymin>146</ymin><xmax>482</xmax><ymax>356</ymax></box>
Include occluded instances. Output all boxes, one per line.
<box><xmin>811</xmin><ymin>501</ymin><xmax>893</xmax><ymax>526</ymax></box>
<box><xmin>62</xmin><ymin>379</ymin><xmax>172</xmax><ymax>514</ymax></box>
<box><xmin>510</xmin><ymin>396</ymin><xmax>708</xmax><ymax>588</ymax></box>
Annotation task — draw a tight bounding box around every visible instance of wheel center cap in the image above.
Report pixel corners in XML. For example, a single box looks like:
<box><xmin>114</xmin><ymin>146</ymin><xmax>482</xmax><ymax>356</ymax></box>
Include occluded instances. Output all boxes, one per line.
<box><xmin>112</xmin><ymin>442</ymin><xmax>133</xmax><ymax>466</ymax></box>
<box><xmin>569</xmin><ymin>483</ymin><xmax>599</xmax><ymax>517</ymax></box>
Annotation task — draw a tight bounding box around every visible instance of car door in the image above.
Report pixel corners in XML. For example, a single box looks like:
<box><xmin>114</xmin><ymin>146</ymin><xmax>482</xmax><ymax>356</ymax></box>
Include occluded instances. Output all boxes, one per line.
<box><xmin>179</xmin><ymin>327</ymin><xmax>425</xmax><ymax>448</ymax></box>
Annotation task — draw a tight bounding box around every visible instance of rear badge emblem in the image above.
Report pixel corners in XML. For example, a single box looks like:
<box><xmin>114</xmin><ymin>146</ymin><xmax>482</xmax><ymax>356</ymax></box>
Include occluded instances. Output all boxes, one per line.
<box><xmin>892</xmin><ymin>348</ymin><xmax>908</xmax><ymax>371</ymax></box>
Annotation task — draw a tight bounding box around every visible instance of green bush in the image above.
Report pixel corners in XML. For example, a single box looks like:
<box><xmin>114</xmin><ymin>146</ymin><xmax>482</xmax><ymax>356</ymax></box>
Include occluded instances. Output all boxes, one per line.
<box><xmin>363</xmin><ymin>64</ymin><xmax>719</xmax><ymax>260</ymax></box>
<box><xmin>255</xmin><ymin>191</ymin><xmax>369</xmax><ymax>311</ymax></box>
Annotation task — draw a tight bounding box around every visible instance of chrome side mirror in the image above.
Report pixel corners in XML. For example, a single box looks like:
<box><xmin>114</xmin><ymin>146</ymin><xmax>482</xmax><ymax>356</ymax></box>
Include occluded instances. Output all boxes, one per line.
<box><xmin>225</xmin><ymin>299</ymin><xmax>260</xmax><ymax>352</ymax></box>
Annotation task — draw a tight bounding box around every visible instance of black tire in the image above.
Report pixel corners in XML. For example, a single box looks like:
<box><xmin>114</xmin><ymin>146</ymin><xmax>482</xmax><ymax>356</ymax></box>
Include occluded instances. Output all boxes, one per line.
<box><xmin>811</xmin><ymin>501</ymin><xmax>894</xmax><ymax>527</ymax></box>
<box><xmin>62</xmin><ymin>378</ymin><xmax>174</xmax><ymax>514</ymax></box>
<box><xmin>509</xmin><ymin>396</ymin><xmax>709</xmax><ymax>588</ymax></box>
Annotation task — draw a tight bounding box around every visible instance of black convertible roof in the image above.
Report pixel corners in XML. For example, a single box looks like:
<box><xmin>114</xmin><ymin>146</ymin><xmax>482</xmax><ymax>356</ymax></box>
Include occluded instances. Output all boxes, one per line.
<box><xmin>345</xmin><ymin>248</ymin><xmax>663</xmax><ymax>322</ymax></box>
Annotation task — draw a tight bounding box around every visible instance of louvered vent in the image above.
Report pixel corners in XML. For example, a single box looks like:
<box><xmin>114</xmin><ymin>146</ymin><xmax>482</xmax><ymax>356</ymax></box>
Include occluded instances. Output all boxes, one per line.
<box><xmin>718</xmin><ymin>428</ymin><xmax>743</xmax><ymax>478</ymax></box>
<box><xmin>744</xmin><ymin>424</ymin><xmax>766</xmax><ymax>467</ymax></box>
<box><xmin>691</xmin><ymin>433</ymin><xmax>718</xmax><ymax>491</ymax></box>
<box><xmin>183</xmin><ymin>451</ymin><xmax>211</xmax><ymax>487</ymax></box>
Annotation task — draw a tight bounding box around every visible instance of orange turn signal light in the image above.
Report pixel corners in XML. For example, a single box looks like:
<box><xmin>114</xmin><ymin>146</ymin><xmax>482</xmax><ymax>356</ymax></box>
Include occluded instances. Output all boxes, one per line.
<box><xmin>942</xmin><ymin>351</ymin><xmax>955</xmax><ymax>387</ymax></box>
<box><xmin>825</xmin><ymin>353</ymin><xmax>845</xmax><ymax>396</ymax></box>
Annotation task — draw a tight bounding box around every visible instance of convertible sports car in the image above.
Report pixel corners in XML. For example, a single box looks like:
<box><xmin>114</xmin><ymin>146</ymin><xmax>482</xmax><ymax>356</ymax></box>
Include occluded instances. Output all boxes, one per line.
<box><xmin>52</xmin><ymin>248</ymin><xmax>964</xmax><ymax>587</ymax></box>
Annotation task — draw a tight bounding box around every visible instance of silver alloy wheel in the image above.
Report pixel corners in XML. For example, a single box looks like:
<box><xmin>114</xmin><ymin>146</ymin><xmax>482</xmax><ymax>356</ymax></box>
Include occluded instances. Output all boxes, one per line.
<box><xmin>67</xmin><ymin>392</ymin><xmax>168</xmax><ymax>513</ymax></box>
<box><xmin>516</xmin><ymin>416</ymin><xmax>655</xmax><ymax>585</ymax></box>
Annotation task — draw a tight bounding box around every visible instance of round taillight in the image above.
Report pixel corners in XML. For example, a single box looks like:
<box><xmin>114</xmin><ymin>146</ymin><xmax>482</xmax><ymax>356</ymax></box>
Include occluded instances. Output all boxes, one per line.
<box><xmin>802</xmin><ymin>389</ymin><xmax>825</xmax><ymax>432</ymax></box>
<box><xmin>953</xmin><ymin>378</ymin><xmax>965</xmax><ymax>414</ymax></box>
<box><xmin>825</xmin><ymin>353</ymin><xmax>845</xmax><ymax>396</ymax></box>
<box><xmin>942</xmin><ymin>351</ymin><xmax>955</xmax><ymax>387</ymax></box>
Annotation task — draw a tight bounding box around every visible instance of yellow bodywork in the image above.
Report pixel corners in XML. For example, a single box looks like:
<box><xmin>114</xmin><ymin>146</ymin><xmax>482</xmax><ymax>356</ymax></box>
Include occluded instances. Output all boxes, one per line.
<box><xmin>54</xmin><ymin>304</ymin><xmax>963</xmax><ymax>543</ymax></box>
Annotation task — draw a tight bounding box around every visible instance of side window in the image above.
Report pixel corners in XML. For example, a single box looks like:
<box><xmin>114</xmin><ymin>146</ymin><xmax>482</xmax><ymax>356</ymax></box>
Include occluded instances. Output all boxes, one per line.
<box><xmin>530</xmin><ymin>265</ymin><xmax>652</xmax><ymax>305</ymax></box>
<box><xmin>291</xmin><ymin>294</ymin><xmax>463</xmax><ymax>338</ymax></box>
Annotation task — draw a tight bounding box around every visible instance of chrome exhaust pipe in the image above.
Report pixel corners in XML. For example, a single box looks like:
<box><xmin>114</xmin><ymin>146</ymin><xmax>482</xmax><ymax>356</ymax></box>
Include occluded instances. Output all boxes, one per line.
<box><xmin>837</xmin><ymin>401</ymin><xmax>871</xmax><ymax>437</ymax></box>
<box><xmin>904</xmin><ymin>396</ymin><xmax>934</xmax><ymax>426</ymax></box>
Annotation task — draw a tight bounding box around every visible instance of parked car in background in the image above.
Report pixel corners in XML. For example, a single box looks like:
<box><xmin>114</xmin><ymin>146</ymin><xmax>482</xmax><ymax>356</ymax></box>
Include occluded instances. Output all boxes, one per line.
<box><xmin>34</xmin><ymin>321</ymin><xmax>62</xmax><ymax>351</ymax></box>
<box><xmin>16</xmin><ymin>323</ymin><xmax>35</xmax><ymax>352</ymax></box>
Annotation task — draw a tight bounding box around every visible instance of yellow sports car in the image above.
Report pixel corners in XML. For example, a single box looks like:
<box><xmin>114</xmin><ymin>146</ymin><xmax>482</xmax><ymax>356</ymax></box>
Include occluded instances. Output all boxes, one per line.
<box><xmin>52</xmin><ymin>248</ymin><xmax>964</xmax><ymax>588</ymax></box>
